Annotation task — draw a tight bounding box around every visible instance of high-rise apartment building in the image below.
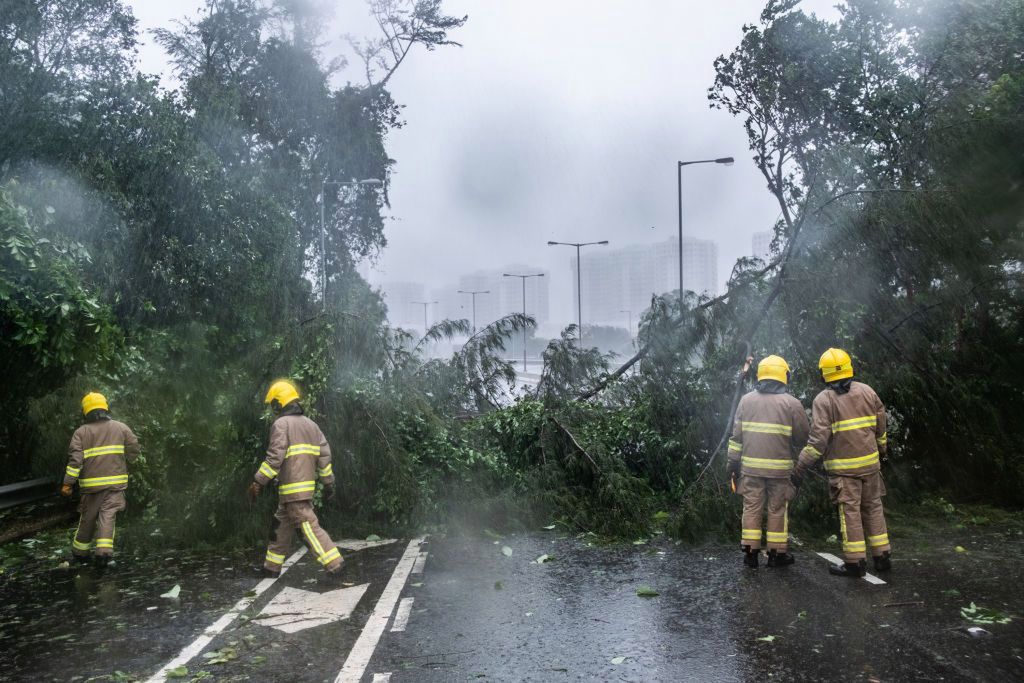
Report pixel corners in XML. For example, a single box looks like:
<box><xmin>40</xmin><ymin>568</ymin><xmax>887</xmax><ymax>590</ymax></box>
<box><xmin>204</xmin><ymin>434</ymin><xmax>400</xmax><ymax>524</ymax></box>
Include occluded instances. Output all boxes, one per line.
<box><xmin>435</xmin><ymin>265</ymin><xmax>550</xmax><ymax>332</ymax></box>
<box><xmin>569</xmin><ymin>237</ymin><xmax>718</xmax><ymax>327</ymax></box>
<box><xmin>752</xmin><ymin>230</ymin><xmax>773</xmax><ymax>261</ymax></box>
<box><xmin>379</xmin><ymin>281</ymin><xmax>427</xmax><ymax>328</ymax></box>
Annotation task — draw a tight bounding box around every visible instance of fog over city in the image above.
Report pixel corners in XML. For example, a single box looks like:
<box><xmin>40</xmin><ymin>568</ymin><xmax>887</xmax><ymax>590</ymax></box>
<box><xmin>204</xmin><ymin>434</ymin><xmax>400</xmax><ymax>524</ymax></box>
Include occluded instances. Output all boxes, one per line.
<box><xmin>133</xmin><ymin>0</ymin><xmax>838</xmax><ymax>334</ymax></box>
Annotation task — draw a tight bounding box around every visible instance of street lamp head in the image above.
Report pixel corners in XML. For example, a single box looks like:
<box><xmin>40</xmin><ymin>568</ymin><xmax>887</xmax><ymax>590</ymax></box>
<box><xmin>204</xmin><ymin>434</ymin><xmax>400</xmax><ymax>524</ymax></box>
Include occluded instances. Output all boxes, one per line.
<box><xmin>715</xmin><ymin>157</ymin><xmax>735</xmax><ymax>165</ymax></box>
<box><xmin>546</xmin><ymin>241</ymin><xmax>558</xmax><ymax>246</ymax></box>
<box><xmin>598</xmin><ymin>240</ymin><xmax>610</xmax><ymax>245</ymax></box>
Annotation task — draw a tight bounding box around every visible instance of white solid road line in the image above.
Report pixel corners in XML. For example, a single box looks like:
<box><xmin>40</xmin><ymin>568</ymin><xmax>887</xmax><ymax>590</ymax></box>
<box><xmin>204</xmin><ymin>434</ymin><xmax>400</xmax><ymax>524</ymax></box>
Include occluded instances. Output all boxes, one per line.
<box><xmin>816</xmin><ymin>551</ymin><xmax>887</xmax><ymax>585</ymax></box>
<box><xmin>371</xmin><ymin>674</ymin><xmax>393</xmax><ymax>682</ymax></box>
<box><xmin>335</xmin><ymin>537</ymin><xmax>426</xmax><ymax>683</ymax></box>
<box><xmin>390</xmin><ymin>597</ymin><xmax>414</xmax><ymax>632</ymax></box>
<box><xmin>145</xmin><ymin>547</ymin><xmax>308</xmax><ymax>683</ymax></box>
<box><xmin>411</xmin><ymin>550</ymin><xmax>427</xmax><ymax>574</ymax></box>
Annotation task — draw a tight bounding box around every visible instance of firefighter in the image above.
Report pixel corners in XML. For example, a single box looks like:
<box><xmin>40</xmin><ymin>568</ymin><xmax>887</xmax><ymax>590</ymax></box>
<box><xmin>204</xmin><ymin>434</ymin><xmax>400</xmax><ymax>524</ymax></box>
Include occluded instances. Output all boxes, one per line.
<box><xmin>791</xmin><ymin>348</ymin><xmax>891</xmax><ymax>577</ymax></box>
<box><xmin>61</xmin><ymin>392</ymin><xmax>140</xmax><ymax>568</ymax></box>
<box><xmin>727</xmin><ymin>355</ymin><xmax>810</xmax><ymax>569</ymax></box>
<box><xmin>248</xmin><ymin>380</ymin><xmax>343</xmax><ymax>576</ymax></box>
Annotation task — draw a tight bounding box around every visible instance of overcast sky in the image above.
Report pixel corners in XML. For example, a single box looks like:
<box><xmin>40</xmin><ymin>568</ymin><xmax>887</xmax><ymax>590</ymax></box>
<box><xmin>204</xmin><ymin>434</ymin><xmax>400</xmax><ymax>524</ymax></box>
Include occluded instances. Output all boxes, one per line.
<box><xmin>131</xmin><ymin>0</ymin><xmax>839</xmax><ymax>330</ymax></box>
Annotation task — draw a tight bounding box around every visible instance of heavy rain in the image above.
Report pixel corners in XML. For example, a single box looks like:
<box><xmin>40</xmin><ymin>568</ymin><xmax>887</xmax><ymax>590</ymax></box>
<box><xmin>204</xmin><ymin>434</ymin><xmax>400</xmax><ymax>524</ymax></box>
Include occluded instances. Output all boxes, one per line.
<box><xmin>1</xmin><ymin>0</ymin><xmax>1023</xmax><ymax>681</ymax></box>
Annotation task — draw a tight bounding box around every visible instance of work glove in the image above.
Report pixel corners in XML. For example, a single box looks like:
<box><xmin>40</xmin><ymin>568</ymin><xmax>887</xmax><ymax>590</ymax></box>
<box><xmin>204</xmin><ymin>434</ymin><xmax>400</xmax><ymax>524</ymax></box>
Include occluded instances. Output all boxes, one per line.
<box><xmin>790</xmin><ymin>471</ymin><xmax>804</xmax><ymax>488</ymax></box>
<box><xmin>323</xmin><ymin>483</ymin><xmax>336</xmax><ymax>501</ymax></box>
<box><xmin>246</xmin><ymin>481</ymin><xmax>262</xmax><ymax>504</ymax></box>
<box><xmin>60</xmin><ymin>484</ymin><xmax>73</xmax><ymax>498</ymax></box>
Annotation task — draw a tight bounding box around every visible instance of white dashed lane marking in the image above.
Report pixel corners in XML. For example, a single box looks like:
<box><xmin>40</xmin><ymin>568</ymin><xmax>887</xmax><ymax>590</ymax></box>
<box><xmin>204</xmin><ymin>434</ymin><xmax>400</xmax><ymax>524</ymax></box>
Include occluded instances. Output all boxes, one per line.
<box><xmin>816</xmin><ymin>551</ymin><xmax>887</xmax><ymax>584</ymax></box>
<box><xmin>411</xmin><ymin>550</ymin><xmax>427</xmax><ymax>574</ymax></box>
<box><xmin>390</xmin><ymin>597</ymin><xmax>414</xmax><ymax>632</ymax></box>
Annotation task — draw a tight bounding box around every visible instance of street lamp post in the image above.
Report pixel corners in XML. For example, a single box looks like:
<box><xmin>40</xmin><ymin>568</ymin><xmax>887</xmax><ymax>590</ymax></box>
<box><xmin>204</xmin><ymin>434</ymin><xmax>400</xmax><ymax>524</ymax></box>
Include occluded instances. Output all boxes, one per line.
<box><xmin>320</xmin><ymin>176</ymin><xmax>383</xmax><ymax>310</ymax></box>
<box><xmin>547</xmin><ymin>240</ymin><xmax>608</xmax><ymax>346</ymax></box>
<box><xmin>457</xmin><ymin>289</ymin><xmax>490</xmax><ymax>333</ymax></box>
<box><xmin>677</xmin><ymin>157</ymin><xmax>732</xmax><ymax>301</ymax></box>
<box><xmin>411</xmin><ymin>300</ymin><xmax>439</xmax><ymax>335</ymax></box>
<box><xmin>503</xmin><ymin>272</ymin><xmax>545</xmax><ymax>371</ymax></box>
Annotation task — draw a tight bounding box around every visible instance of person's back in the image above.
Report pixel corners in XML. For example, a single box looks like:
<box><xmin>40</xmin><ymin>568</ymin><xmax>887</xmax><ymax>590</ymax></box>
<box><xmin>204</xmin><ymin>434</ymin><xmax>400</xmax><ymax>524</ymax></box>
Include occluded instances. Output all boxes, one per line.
<box><xmin>261</xmin><ymin>412</ymin><xmax>333</xmax><ymax>501</ymax></box>
<box><xmin>806</xmin><ymin>381</ymin><xmax>885</xmax><ymax>475</ymax></box>
<box><xmin>727</xmin><ymin>356</ymin><xmax>809</xmax><ymax>569</ymax></box>
<box><xmin>69</xmin><ymin>418</ymin><xmax>136</xmax><ymax>492</ymax></box>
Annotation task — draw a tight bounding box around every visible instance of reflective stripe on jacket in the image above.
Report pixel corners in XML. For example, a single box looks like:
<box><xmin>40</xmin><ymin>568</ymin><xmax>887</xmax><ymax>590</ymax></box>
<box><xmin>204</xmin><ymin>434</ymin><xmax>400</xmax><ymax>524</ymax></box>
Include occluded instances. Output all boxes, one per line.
<box><xmin>729</xmin><ymin>389</ymin><xmax>810</xmax><ymax>478</ymax></box>
<box><xmin>796</xmin><ymin>381</ymin><xmax>887</xmax><ymax>477</ymax></box>
<box><xmin>64</xmin><ymin>419</ymin><xmax>140</xmax><ymax>491</ymax></box>
<box><xmin>254</xmin><ymin>414</ymin><xmax>334</xmax><ymax>502</ymax></box>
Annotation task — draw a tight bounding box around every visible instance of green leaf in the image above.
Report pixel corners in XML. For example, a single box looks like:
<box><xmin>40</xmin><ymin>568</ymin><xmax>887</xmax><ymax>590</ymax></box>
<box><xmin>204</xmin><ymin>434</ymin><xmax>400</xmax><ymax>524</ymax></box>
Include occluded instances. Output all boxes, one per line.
<box><xmin>610</xmin><ymin>656</ymin><xmax>626</xmax><ymax>665</ymax></box>
<box><xmin>960</xmin><ymin>603</ymin><xmax>1012</xmax><ymax>625</ymax></box>
<box><xmin>366</xmin><ymin>534</ymin><xmax>381</xmax><ymax>542</ymax></box>
<box><xmin>757</xmin><ymin>635</ymin><xmax>776</xmax><ymax>642</ymax></box>
<box><xmin>542</xmin><ymin>524</ymin><xmax>557</xmax><ymax>530</ymax></box>
<box><xmin>167</xmin><ymin>666</ymin><xmax>189</xmax><ymax>679</ymax></box>
<box><xmin>534</xmin><ymin>554</ymin><xmax>554</xmax><ymax>564</ymax></box>
<box><xmin>501</xmin><ymin>546</ymin><xmax>513</xmax><ymax>557</ymax></box>
<box><xmin>635</xmin><ymin>585</ymin><xmax>659</xmax><ymax>597</ymax></box>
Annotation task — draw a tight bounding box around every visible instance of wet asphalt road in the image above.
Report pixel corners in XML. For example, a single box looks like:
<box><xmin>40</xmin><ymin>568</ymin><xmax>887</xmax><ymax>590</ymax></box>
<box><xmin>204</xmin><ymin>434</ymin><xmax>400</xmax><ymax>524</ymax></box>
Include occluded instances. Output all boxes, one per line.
<box><xmin>1</xmin><ymin>520</ymin><xmax>1022</xmax><ymax>682</ymax></box>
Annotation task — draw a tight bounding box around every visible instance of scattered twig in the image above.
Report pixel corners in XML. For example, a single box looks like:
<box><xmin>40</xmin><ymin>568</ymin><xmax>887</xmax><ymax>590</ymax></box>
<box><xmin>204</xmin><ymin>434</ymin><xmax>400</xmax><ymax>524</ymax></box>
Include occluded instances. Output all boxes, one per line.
<box><xmin>550</xmin><ymin>417</ymin><xmax>600</xmax><ymax>472</ymax></box>
<box><xmin>883</xmin><ymin>601</ymin><xmax>925</xmax><ymax>608</ymax></box>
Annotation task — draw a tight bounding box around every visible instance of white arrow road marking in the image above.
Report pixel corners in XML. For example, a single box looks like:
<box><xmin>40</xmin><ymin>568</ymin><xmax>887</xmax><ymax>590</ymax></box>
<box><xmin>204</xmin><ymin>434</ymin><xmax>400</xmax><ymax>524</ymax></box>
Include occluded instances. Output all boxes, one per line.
<box><xmin>816</xmin><ymin>551</ymin><xmax>887</xmax><ymax>585</ymax></box>
<box><xmin>145</xmin><ymin>547</ymin><xmax>307</xmax><ymax>683</ymax></box>
<box><xmin>390</xmin><ymin>597</ymin><xmax>414</xmax><ymax>632</ymax></box>
<box><xmin>336</xmin><ymin>538</ymin><xmax>398</xmax><ymax>552</ymax></box>
<box><xmin>411</xmin><ymin>551</ymin><xmax>427</xmax><ymax>574</ymax></box>
<box><xmin>254</xmin><ymin>583</ymin><xmax>370</xmax><ymax>634</ymax></box>
<box><xmin>335</xmin><ymin>537</ymin><xmax>426</xmax><ymax>683</ymax></box>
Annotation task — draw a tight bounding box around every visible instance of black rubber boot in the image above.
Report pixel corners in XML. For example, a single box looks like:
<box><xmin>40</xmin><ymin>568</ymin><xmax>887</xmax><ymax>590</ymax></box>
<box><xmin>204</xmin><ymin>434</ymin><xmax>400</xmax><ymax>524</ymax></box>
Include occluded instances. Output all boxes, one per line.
<box><xmin>873</xmin><ymin>551</ymin><xmax>892</xmax><ymax>572</ymax></box>
<box><xmin>742</xmin><ymin>546</ymin><xmax>759</xmax><ymax>569</ymax></box>
<box><xmin>766</xmin><ymin>549</ymin><xmax>795</xmax><ymax>567</ymax></box>
<box><xmin>93</xmin><ymin>555</ymin><xmax>110</xmax><ymax>571</ymax></box>
<box><xmin>254</xmin><ymin>566</ymin><xmax>280</xmax><ymax>579</ymax></box>
<box><xmin>72</xmin><ymin>554</ymin><xmax>92</xmax><ymax>566</ymax></box>
<box><xmin>828</xmin><ymin>559</ymin><xmax>866</xmax><ymax>577</ymax></box>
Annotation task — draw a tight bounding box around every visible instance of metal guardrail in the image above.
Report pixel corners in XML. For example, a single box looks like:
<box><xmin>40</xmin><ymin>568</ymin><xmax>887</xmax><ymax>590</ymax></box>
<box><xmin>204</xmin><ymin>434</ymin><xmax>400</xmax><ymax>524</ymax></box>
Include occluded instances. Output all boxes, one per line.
<box><xmin>0</xmin><ymin>477</ymin><xmax>57</xmax><ymax>511</ymax></box>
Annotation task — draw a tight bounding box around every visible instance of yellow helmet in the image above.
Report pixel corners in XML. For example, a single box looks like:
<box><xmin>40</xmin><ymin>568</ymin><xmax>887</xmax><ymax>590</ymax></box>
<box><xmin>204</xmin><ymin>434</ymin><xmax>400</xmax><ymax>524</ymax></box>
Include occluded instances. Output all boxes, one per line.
<box><xmin>819</xmin><ymin>348</ymin><xmax>854</xmax><ymax>382</ymax></box>
<box><xmin>264</xmin><ymin>380</ymin><xmax>300</xmax><ymax>407</ymax></box>
<box><xmin>757</xmin><ymin>355</ymin><xmax>790</xmax><ymax>384</ymax></box>
<box><xmin>81</xmin><ymin>392</ymin><xmax>108</xmax><ymax>416</ymax></box>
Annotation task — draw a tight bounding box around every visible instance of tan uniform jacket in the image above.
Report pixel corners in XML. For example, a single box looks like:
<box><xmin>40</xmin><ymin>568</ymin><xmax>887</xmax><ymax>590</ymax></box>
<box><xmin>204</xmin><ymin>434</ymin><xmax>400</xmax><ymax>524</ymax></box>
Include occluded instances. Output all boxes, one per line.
<box><xmin>254</xmin><ymin>414</ymin><xmax>335</xmax><ymax>503</ymax></box>
<box><xmin>729</xmin><ymin>389</ymin><xmax>809</xmax><ymax>478</ymax></box>
<box><xmin>64</xmin><ymin>419</ymin><xmax>140</xmax><ymax>492</ymax></box>
<box><xmin>796</xmin><ymin>381</ymin><xmax>887</xmax><ymax>477</ymax></box>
